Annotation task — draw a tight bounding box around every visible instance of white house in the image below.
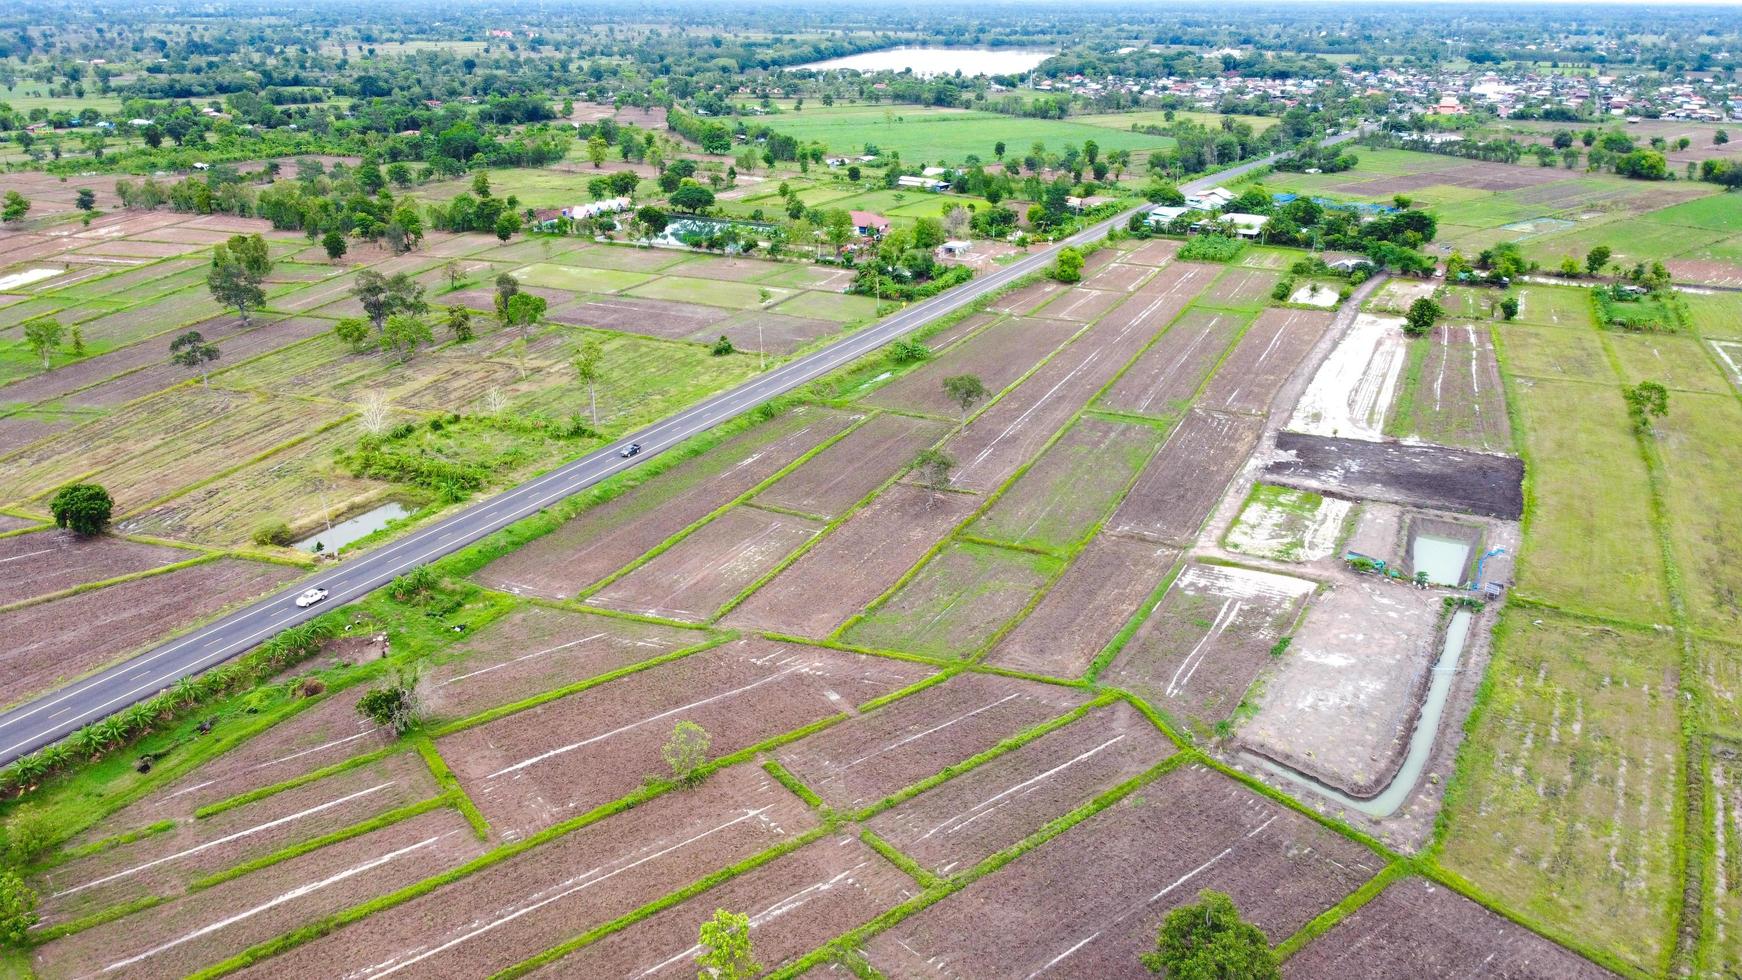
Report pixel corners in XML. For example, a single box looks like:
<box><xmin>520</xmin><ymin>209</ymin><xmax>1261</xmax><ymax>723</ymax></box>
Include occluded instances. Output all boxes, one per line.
<box><xmin>1194</xmin><ymin>212</ymin><xmax>1270</xmax><ymax>238</ymax></box>
<box><xmin>938</xmin><ymin>240</ymin><xmax>972</xmax><ymax>258</ymax></box>
<box><xmin>562</xmin><ymin>196</ymin><xmax>632</xmax><ymax>221</ymax></box>
<box><xmin>1184</xmin><ymin>186</ymin><xmax>1235</xmax><ymax>211</ymax></box>
<box><xmin>896</xmin><ymin>175</ymin><xmax>949</xmax><ymax>192</ymax></box>
<box><xmin>1146</xmin><ymin>206</ymin><xmax>1191</xmax><ymax>227</ymax></box>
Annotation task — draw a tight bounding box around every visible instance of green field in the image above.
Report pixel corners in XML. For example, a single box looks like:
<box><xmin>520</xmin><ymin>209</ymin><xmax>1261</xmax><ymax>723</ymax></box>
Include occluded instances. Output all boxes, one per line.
<box><xmin>1072</xmin><ymin>109</ymin><xmax>1278</xmax><ymax>134</ymax></box>
<box><xmin>752</xmin><ymin>104</ymin><xmax>1174</xmax><ymax>165</ymax></box>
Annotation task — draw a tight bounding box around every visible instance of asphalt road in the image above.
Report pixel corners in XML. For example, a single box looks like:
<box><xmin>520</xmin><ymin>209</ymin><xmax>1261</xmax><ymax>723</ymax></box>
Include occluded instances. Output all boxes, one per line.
<box><xmin>0</xmin><ymin>130</ymin><xmax>1362</xmax><ymax>766</ymax></box>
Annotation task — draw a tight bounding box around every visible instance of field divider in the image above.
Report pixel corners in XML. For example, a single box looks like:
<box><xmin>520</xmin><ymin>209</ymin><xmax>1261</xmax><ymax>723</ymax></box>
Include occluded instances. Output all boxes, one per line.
<box><xmin>0</xmin><ymin>552</ymin><xmax>221</xmax><ymax>617</ymax></box>
<box><xmin>189</xmin><ymin>795</ymin><xmax>451</xmax><ymax>891</ymax></box>
<box><xmin>25</xmin><ymin>819</ymin><xmax>177</xmax><ymax>875</ymax></box>
<box><xmin>26</xmin><ymin>893</ymin><xmax>168</xmax><ymax>947</ymax></box>
<box><xmin>1079</xmin><ymin>406</ymin><xmax>1180</xmax><ymax>429</ymax></box>
<box><xmin>853</xmin><ymin>670</ymin><xmax>957</xmax><ymax>716</ymax></box>
<box><xmin>1272</xmin><ymin>860</ymin><xmax>1408</xmax><ymax>960</ymax></box>
<box><xmin>518</xmin><ymin>594</ymin><xmax>715</xmax><ymax>632</ymax></box>
<box><xmin>412</xmin><ymin>737</ymin><xmax>489</xmax><ymax>839</ymax></box>
<box><xmin>761</xmin><ymin>759</ymin><xmax>827</xmax><ymax>811</ymax></box>
<box><xmin>859</xmin><ymin>829</ymin><xmax>940</xmax><ymax>889</ymax></box>
<box><xmin>192</xmin><ymin>743</ymin><xmax>405</xmax><ymax>820</ymax></box>
<box><xmin>1107</xmin><ymin>688</ymin><xmax>1191</xmax><ymax>751</ymax></box>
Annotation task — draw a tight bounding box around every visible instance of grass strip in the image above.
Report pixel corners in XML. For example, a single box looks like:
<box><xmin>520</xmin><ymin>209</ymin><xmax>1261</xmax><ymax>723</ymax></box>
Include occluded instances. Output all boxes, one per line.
<box><xmin>1273</xmin><ymin>860</ymin><xmax>1408</xmax><ymax>960</ymax></box>
<box><xmin>191</xmin><ymin>796</ymin><xmax>449</xmax><ymax>891</ymax></box>
<box><xmin>860</xmin><ymin>829</ymin><xmax>940</xmax><ymax>889</ymax></box>
<box><xmin>27</xmin><ymin>894</ymin><xmax>168</xmax><ymax>946</ymax></box>
<box><xmin>28</xmin><ymin>819</ymin><xmax>176</xmax><ymax>873</ymax></box>
<box><xmin>192</xmin><ymin>744</ymin><xmax>403</xmax><ymax>820</ymax></box>
<box><xmin>412</xmin><ymin>738</ymin><xmax>489</xmax><ymax>839</ymax></box>
<box><xmin>762</xmin><ymin>760</ymin><xmax>826</xmax><ymax>811</ymax></box>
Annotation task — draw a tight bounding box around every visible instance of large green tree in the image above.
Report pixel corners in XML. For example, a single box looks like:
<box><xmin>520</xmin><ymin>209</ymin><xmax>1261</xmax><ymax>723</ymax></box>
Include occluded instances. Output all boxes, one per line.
<box><xmin>50</xmin><ymin>484</ymin><xmax>113</xmax><ymax>536</ymax></box>
<box><xmin>206</xmin><ymin>234</ymin><xmax>272</xmax><ymax>325</ymax></box>
<box><xmin>22</xmin><ymin>317</ymin><xmax>62</xmax><ymax>369</ymax></box>
<box><xmin>169</xmin><ymin>330</ymin><xmax>221</xmax><ymax>390</ymax></box>
<box><xmin>1141</xmin><ymin>890</ymin><xmax>1278</xmax><ymax>980</ymax></box>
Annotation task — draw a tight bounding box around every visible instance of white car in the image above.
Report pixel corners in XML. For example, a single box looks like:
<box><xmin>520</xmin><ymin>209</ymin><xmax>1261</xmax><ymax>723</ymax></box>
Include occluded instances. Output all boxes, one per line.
<box><xmin>294</xmin><ymin>587</ymin><xmax>329</xmax><ymax>608</ymax></box>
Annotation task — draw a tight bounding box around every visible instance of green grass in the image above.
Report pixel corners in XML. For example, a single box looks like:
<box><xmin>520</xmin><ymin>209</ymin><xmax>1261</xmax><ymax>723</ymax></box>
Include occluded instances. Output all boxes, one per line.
<box><xmin>1072</xmin><ymin>109</ymin><xmax>1277</xmax><ymax>134</ymax></box>
<box><xmin>1649</xmin><ymin>392</ymin><xmax>1742</xmax><ymax>635</ymax></box>
<box><xmin>1605</xmin><ymin>333</ymin><xmax>1732</xmax><ymax>393</ymax></box>
<box><xmin>768</xmin><ymin>289</ymin><xmax>879</xmax><ymax>324</ymax></box>
<box><xmin>624</xmin><ymin>277</ymin><xmax>789</xmax><ymax>310</ymax></box>
<box><xmin>1683</xmin><ymin>291</ymin><xmax>1742</xmax><ymax>341</ymax></box>
<box><xmin>1637</xmin><ymin>193</ymin><xmax>1742</xmax><ymax>234</ymax></box>
<box><xmin>751</xmin><ymin>104</ymin><xmax>1172</xmax><ymax>166</ymax></box>
<box><xmin>507</xmin><ymin>262</ymin><xmax>652</xmax><ymax>294</ymax></box>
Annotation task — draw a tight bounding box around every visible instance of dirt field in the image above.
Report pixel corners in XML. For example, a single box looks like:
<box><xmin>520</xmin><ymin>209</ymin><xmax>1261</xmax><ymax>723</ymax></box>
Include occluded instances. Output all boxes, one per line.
<box><xmin>987</xmin><ymin>537</ymin><xmax>1179</xmax><ymax>678</ymax></box>
<box><xmin>1084</xmin><ymin>261</ymin><xmax>1157</xmax><ymax>293</ymax></box>
<box><xmin>755</xmin><ymin>412</ymin><xmax>948</xmax><ymax>519</ymax></box>
<box><xmin>723</xmin><ymin>484</ymin><xmax>977</xmax><ymax>639</ymax></box>
<box><xmin>1102</xmin><ymin>563</ymin><xmax>1316</xmax><ymax>733</ymax></box>
<box><xmin>986</xmin><ymin>280</ymin><xmax>1065</xmax><ymax>315</ymax></box>
<box><xmin>476</xmin><ymin>408</ymin><xmax>852</xmax><ymax>599</ymax></box>
<box><xmin>968</xmin><ymin>418</ymin><xmax>1163</xmax><ymax>552</ymax></box>
<box><xmin>1202</xmin><ymin>267</ymin><xmax>1279</xmax><ymax>308</ymax></box>
<box><xmin>1266</xmin><ymin>433</ymin><xmax>1526</xmax><ymax>520</ymax></box>
<box><xmin>440</xmin><ymin>639</ymin><xmax>932</xmax><ymax>837</ymax></box>
<box><xmin>524</xmin><ymin>835</ymin><xmax>916</xmax><ymax>978</ymax></box>
<box><xmin>1287</xmin><ymin>313</ymin><xmax>1408</xmax><ymax>442</ymax></box>
<box><xmin>35</xmin><ymin>808</ymin><xmax>485</xmax><ymax>980</ymax></box>
<box><xmin>864</xmin><ymin>700</ymin><xmax>1173</xmax><ymax>874</ymax></box>
<box><xmin>1035</xmin><ymin>286</ymin><xmax>1125</xmax><ymax>323</ymax></box>
<box><xmin>0</xmin><ymin>558</ymin><xmax>296</xmax><ymax>708</ymax></box>
<box><xmin>1100</xmin><ymin>309</ymin><xmax>1247</xmax><ymax>417</ymax></box>
<box><xmin>1123</xmin><ymin>238</ymin><xmax>1182</xmax><ymax>266</ymax></box>
<box><xmin>841</xmin><ymin>542</ymin><xmax>1060</xmax><ymax>659</ymax></box>
<box><xmin>862</xmin><ymin>763</ymin><xmax>1380</xmax><ymax>977</ymax></box>
<box><xmin>71</xmin><ymin>317</ymin><xmax>335</xmax><ymax>410</ymax></box>
<box><xmin>422</xmin><ymin>606</ymin><xmax>702</xmax><ymax>721</ymax></box>
<box><xmin>861</xmin><ymin>316</ymin><xmax>1079</xmax><ymax>416</ymax></box>
<box><xmin>0</xmin><ymin>530</ymin><xmax>193</xmax><ymax>606</ymax></box>
<box><xmin>1093</xmin><ymin>262</ymin><xmax>1221</xmax><ymax>340</ymax></box>
<box><xmin>231</xmin><ymin>766</ymin><xmax>816</xmax><ymax>979</ymax></box>
<box><xmin>588</xmin><ymin>506</ymin><xmax>823</xmax><ymax>621</ymax></box>
<box><xmin>1106</xmin><ymin>410</ymin><xmax>1264</xmax><ymax>545</ymax></box>
<box><xmin>1389</xmin><ymin>323</ymin><xmax>1512</xmax><ymax>453</ymax></box>
<box><xmin>1198</xmin><ymin>308</ymin><xmax>1332</xmax><ymax>415</ymax></box>
<box><xmin>1285</xmin><ymin>876</ymin><xmax>1614</xmax><ymax>979</ymax></box>
<box><xmin>774</xmin><ymin>672</ymin><xmax>1087</xmax><ymax>812</ymax></box>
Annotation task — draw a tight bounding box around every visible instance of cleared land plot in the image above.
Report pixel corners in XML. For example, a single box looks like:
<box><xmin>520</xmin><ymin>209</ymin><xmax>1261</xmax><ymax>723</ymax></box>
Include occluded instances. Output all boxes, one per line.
<box><xmin>1224</xmin><ymin>484</ymin><xmax>1352</xmax><ymax>563</ymax></box>
<box><xmin>0</xmin><ymin>559</ymin><xmax>296</xmax><ymax>708</ymax></box>
<box><xmin>986</xmin><ymin>536</ymin><xmax>1179</xmax><ymax>678</ymax></box>
<box><xmin>626</xmin><ymin>277</ymin><xmax>789</xmax><ymax>311</ymax></box>
<box><xmin>860</xmin><ymin>316</ymin><xmax>1079</xmax><ymax>416</ymax></box>
<box><xmin>969</xmin><ymin>418</ymin><xmax>1162</xmax><ymax>552</ymax></box>
<box><xmin>72</xmin><ymin>317</ymin><xmax>334</xmax><ymax>410</ymax></box>
<box><xmin>863</xmin><ymin>763</ymin><xmax>1379</xmax><ymax>977</ymax></box>
<box><xmin>1685</xmin><ymin>291</ymin><xmax>1742</xmax><ymax>341</ymax></box>
<box><xmin>1606</xmin><ymin>332</ymin><xmax>1733</xmax><ymax>394</ymax></box>
<box><xmin>841</xmin><ymin>542</ymin><xmax>1061</xmax><ymax>659</ymax></box>
<box><xmin>774</xmin><ymin>672</ymin><xmax>1087</xmax><ymax>812</ymax></box>
<box><xmin>863</xmin><ymin>700</ymin><xmax>1172</xmax><ymax>874</ymax></box>
<box><xmin>756</xmin><ymin>413</ymin><xmax>948</xmax><ymax>519</ymax></box>
<box><xmin>1388</xmin><ymin>322</ymin><xmax>1512</xmax><ymax>452</ymax></box>
<box><xmin>1104</xmin><ymin>563</ymin><xmax>1315</xmax><ymax>732</ymax></box>
<box><xmin>476</xmin><ymin>408</ymin><xmax>852</xmax><ymax>599</ymax></box>
<box><xmin>1084</xmin><ymin>261</ymin><xmax>1155</xmax><ymax>293</ymax></box>
<box><xmin>36</xmin><ymin>751</ymin><xmax>441</xmax><ymax>925</ymax></box>
<box><xmin>986</xmin><ymin>281</ymin><xmax>1064</xmax><ymax>316</ymax></box>
<box><xmin>1198</xmin><ymin>308</ymin><xmax>1332</xmax><ymax>415</ymax></box>
<box><xmin>422</xmin><ymin>605</ymin><xmax>704</xmax><ymax>722</ymax></box>
<box><xmin>1107</xmin><ymin>410</ymin><xmax>1264</xmax><ymax>545</ymax></box>
<box><xmin>1499</xmin><ymin>324</ymin><xmax>1613</xmax><ymax>382</ymax></box>
<box><xmin>1288</xmin><ymin>313</ymin><xmax>1408</xmax><ymax>442</ymax></box>
<box><xmin>0</xmin><ymin>530</ymin><xmax>192</xmax><ymax>606</ymax></box>
<box><xmin>441</xmin><ymin>639</ymin><xmax>932</xmax><ymax>837</ymax></box>
<box><xmin>1201</xmin><ymin>267</ymin><xmax>1279</xmax><ymax>309</ymax></box>
<box><xmin>1267</xmin><ymin>433</ymin><xmax>1525</xmax><ymax>521</ymax></box>
<box><xmin>1437</xmin><ymin>611</ymin><xmax>1682</xmax><ymax>973</ymax></box>
<box><xmin>588</xmin><ymin>506</ymin><xmax>824</xmax><ymax>621</ymax></box>
<box><xmin>33</xmin><ymin>808</ymin><xmax>485</xmax><ymax>980</ymax></box>
<box><xmin>508</xmin><ymin>261</ymin><xmax>652</xmax><ymax>294</ymax></box>
<box><xmin>525</xmin><ymin>836</ymin><xmax>915</xmax><ymax>978</ymax></box>
<box><xmin>1511</xmin><ymin>285</ymin><xmax>1595</xmax><ymax>329</ymax></box>
<box><xmin>705</xmin><ymin>310</ymin><xmax>843</xmax><ymax>355</ymax></box>
<box><xmin>1100</xmin><ymin>309</ymin><xmax>1247</xmax><ymax>417</ymax></box>
<box><xmin>1124</xmin><ymin>238</ymin><xmax>1182</xmax><ymax>266</ymax></box>
<box><xmin>1286</xmin><ymin>876</ymin><xmax>1615</xmax><ymax>979</ymax></box>
<box><xmin>1035</xmin><ymin>286</ymin><xmax>1124</xmax><ymax>323</ymax></box>
<box><xmin>230</xmin><ymin>767</ymin><xmax>813</xmax><ymax>980</ymax></box>
<box><xmin>546</xmin><ymin>294</ymin><xmax>729</xmax><ymax>341</ymax></box>
<box><xmin>723</xmin><ymin>484</ymin><xmax>977</xmax><ymax>639</ymax></box>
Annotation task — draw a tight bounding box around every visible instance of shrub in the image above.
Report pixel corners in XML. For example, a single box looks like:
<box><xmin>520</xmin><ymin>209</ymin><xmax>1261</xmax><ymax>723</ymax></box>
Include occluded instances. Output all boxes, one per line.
<box><xmin>0</xmin><ymin>873</ymin><xmax>37</xmax><ymax>947</ymax></box>
<box><xmin>251</xmin><ymin>520</ymin><xmax>293</xmax><ymax>548</ymax></box>
<box><xmin>886</xmin><ymin>338</ymin><xmax>930</xmax><ymax>364</ymax></box>
<box><xmin>662</xmin><ymin>720</ymin><xmax>711</xmax><ymax>785</ymax></box>
<box><xmin>711</xmin><ymin>335</ymin><xmax>735</xmax><ymax>356</ymax></box>
<box><xmin>1178</xmin><ymin>234</ymin><xmax>1243</xmax><ymax>263</ymax></box>
<box><xmin>388</xmin><ymin>565</ymin><xmax>438</xmax><ymax>603</ymax></box>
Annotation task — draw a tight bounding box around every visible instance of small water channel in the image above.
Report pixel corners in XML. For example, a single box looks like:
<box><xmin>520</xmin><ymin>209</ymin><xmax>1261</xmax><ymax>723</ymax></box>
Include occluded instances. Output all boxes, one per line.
<box><xmin>294</xmin><ymin>502</ymin><xmax>409</xmax><ymax>553</ymax></box>
<box><xmin>1249</xmin><ymin>608</ymin><xmax>1475</xmax><ymax>819</ymax></box>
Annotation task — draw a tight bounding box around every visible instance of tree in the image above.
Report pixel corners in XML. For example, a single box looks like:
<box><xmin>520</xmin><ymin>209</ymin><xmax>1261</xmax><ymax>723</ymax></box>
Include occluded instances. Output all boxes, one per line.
<box><xmin>504</xmin><ymin>292</ymin><xmax>547</xmax><ymax>378</ymax></box>
<box><xmin>913</xmin><ymin>448</ymin><xmax>954</xmax><ymax>489</ymax></box>
<box><xmin>573</xmin><ymin>338</ymin><xmax>604</xmax><ymax>424</ymax></box>
<box><xmin>352</xmin><ymin>270</ymin><xmax>426</xmax><ymax>333</ymax></box>
<box><xmin>169</xmin><ymin>330</ymin><xmax>221</xmax><ymax>390</ymax></box>
<box><xmin>494</xmin><ymin>211</ymin><xmax>522</xmax><ymax>242</ymax></box>
<box><xmin>75</xmin><ymin>188</ymin><xmax>96</xmax><ymax>212</ymax></box>
<box><xmin>696</xmin><ymin>908</ymin><xmax>759</xmax><ymax>980</ymax></box>
<box><xmin>662</xmin><ymin>720</ymin><xmax>710</xmax><ymax>785</ymax></box>
<box><xmin>1052</xmin><ymin>246</ymin><xmax>1085</xmax><ymax>283</ymax></box>
<box><xmin>1141</xmin><ymin>890</ymin><xmax>1278</xmax><ymax>980</ymax></box>
<box><xmin>444</xmin><ymin>260</ymin><xmax>467</xmax><ymax>290</ymax></box>
<box><xmin>586</xmin><ymin>133</ymin><xmax>609</xmax><ymax>168</ymax></box>
<box><xmin>669</xmin><ymin>180</ymin><xmax>716</xmax><ymax>213</ymax></box>
<box><xmin>494</xmin><ymin>273</ymin><xmax>522</xmax><ymax>326</ymax></box>
<box><xmin>1624</xmin><ymin>380</ymin><xmax>1669</xmax><ymax>434</ymax></box>
<box><xmin>445</xmin><ymin>306</ymin><xmax>473</xmax><ymax>343</ymax></box>
<box><xmin>1499</xmin><ymin>297</ymin><xmax>1519</xmax><ymax>321</ymax></box>
<box><xmin>1717</xmin><ymin>129</ymin><xmax>1730</xmax><ymax>146</ymax></box>
<box><xmin>1585</xmin><ymin>245</ymin><xmax>1612</xmax><ymax>277</ymax></box>
<box><xmin>22</xmin><ymin>317</ymin><xmax>62</xmax><ymax>369</ymax></box>
<box><xmin>50</xmin><ymin>483</ymin><xmax>113</xmax><ymax>536</ymax></box>
<box><xmin>334</xmin><ymin>317</ymin><xmax>373</xmax><ymax>352</ymax></box>
<box><xmin>322</xmin><ymin>229</ymin><xmax>348</xmax><ymax>263</ymax></box>
<box><xmin>1</xmin><ymin>191</ymin><xmax>28</xmax><ymax>223</ymax></box>
<box><xmin>355</xmin><ymin>667</ymin><xmax>423</xmax><ymax>735</ymax></box>
<box><xmin>1402</xmin><ymin>297</ymin><xmax>1443</xmax><ymax>337</ymax></box>
<box><xmin>380</xmin><ymin>314</ymin><xmax>434</xmax><ymax>362</ymax></box>
<box><xmin>942</xmin><ymin>374</ymin><xmax>988</xmax><ymax>419</ymax></box>
<box><xmin>0</xmin><ymin>873</ymin><xmax>38</xmax><ymax>947</ymax></box>
<box><xmin>207</xmin><ymin>234</ymin><xmax>271</xmax><ymax>325</ymax></box>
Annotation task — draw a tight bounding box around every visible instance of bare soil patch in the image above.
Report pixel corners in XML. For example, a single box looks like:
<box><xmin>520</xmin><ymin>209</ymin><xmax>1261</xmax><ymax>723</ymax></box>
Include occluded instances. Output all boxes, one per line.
<box><xmin>1107</xmin><ymin>410</ymin><xmax>1264</xmax><ymax>545</ymax></box>
<box><xmin>970</xmin><ymin>418</ymin><xmax>1163</xmax><ymax>552</ymax></box>
<box><xmin>757</xmin><ymin>413</ymin><xmax>949</xmax><ymax>519</ymax></box>
<box><xmin>441</xmin><ymin>638</ymin><xmax>931</xmax><ymax>838</ymax></box>
<box><xmin>1102</xmin><ymin>562</ymin><xmax>1315</xmax><ymax>733</ymax></box>
<box><xmin>1202</xmin><ymin>267</ymin><xmax>1279</xmax><ymax>308</ymax></box>
<box><xmin>841</xmin><ymin>542</ymin><xmax>1060</xmax><ymax>659</ymax></box>
<box><xmin>1286</xmin><ymin>876</ymin><xmax>1615</xmax><ymax>979</ymax></box>
<box><xmin>723</xmin><ymin>484</ymin><xmax>977</xmax><ymax>639</ymax></box>
<box><xmin>75</xmin><ymin>317</ymin><xmax>331</xmax><ymax>409</ymax></box>
<box><xmin>547</xmin><ymin>294</ymin><xmax>730</xmax><ymax>340</ymax></box>
<box><xmin>774</xmin><ymin>672</ymin><xmax>1087</xmax><ymax>812</ymax></box>
<box><xmin>706</xmin><ymin>310</ymin><xmax>841</xmax><ymax>355</ymax></box>
<box><xmin>1266</xmin><ymin>433</ymin><xmax>1525</xmax><ymax>520</ymax></box>
<box><xmin>0</xmin><ymin>530</ymin><xmax>191</xmax><ymax>606</ymax></box>
<box><xmin>1100</xmin><ymin>309</ymin><xmax>1246</xmax><ymax>417</ymax></box>
<box><xmin>987</xmin><ymin>536</ymin><xmax>1179</xmax><ymax>678</ymax></box>
<box><xmin>1035</xmin><ymin>287</ymin><xmax>1124</xmax><ymax>323</ymax></box>
<box><xmin>987</xmin><ymin>280</ymin><xmax>1065</xmax><ymax>315</ymax></box>
<box><xmin>863</xmin><ymin>763</ymin><xmax>1379</xmax><ymax>977</ymax></box>
<box><xmin>1198</xmin><ymin>308</ymin><xmax>1331</xmax><ymax>415</ymax></box>
<box><xmin>1093</xmin><ymin>261</ymin><xmax>1221</xmax><ymax>340</ymax></box>
<box><xmin>588</xmin><ymin>506</ymin><xmax>824</xmax><ymax>622</ymax></box>
<box><xmin>861</xmin><ymin>316</ymin><xmax>1078</xmax><ymax>416</ymax></box>
<box><xmin>1123</xmin><ymin>238</ymin><xmax>1182</xmax><ymax>266</ymax></box>
<box><xmin>1398</xmin><ymin>323</ymin><xmax>1511</xmax><ymax>452</ymax></box>
<box><xmin>1084</xmin><ymin>261</ymin><xmax>1156</xmax><ymax>293</ymax></box>
<box><xmin>423</xmin><ymin>605</ymin><xmax>702</xmax><ymax>722</ymax></box>
<box><xmin>476</xmin><ymin>407</ymin><xmax>852</xmax><ymax>599</ymax></box>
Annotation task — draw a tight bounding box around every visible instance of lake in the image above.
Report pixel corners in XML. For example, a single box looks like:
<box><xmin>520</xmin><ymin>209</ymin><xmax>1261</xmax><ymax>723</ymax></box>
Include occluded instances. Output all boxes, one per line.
<box><xmin>797</xmin><ymin>46</ymin><xmax>1054</xmax><ymax>78</ymax></box>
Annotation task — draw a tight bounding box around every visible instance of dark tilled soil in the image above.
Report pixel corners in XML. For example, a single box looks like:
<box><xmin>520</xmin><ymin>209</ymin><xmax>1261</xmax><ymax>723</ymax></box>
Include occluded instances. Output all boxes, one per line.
<box><xmin>1034</xmin><ymin>287</ymin><xmax>1125</xmax><ymax>323</ymax></box>
<box><xmin>703</xmin><ymin>310</ymin><xmax>841</xmax><ymax>355</ymax></box>
<box><xmin>1099</xmin><ymin>309</ymin><xmax>1246</xmax><ymax>418</ymax></box>
<box><xmin>1107</xmin><ymin>410</ymin><xmax>1264</xmax><ymax>545</ymax></box>
<box><xmin>864</xmin><ymin>700</ymin><xmax>1173</xmax><ymax>874</ymax></box>
<box><xmin>1202</xmin><ymin>267</ymin><xmax>1279</xmax><ymax>308</ymax></box>
<box><xmin>1123</xmin><ymin>238</ymin><xmax>1182</xmax><ymax>267</ymax></box>
<box><xmin>840</xmin><ymin>542</ymin><xmax>1057</xmax><ymax>659</ymax></box>
<box><xmin>233</xmin><ymin>767</ymin><xmax>816</xmax><ymax>980</ymax></box>
<box><xmin>774</xmin><ymin>672</ymin><xmax>1087</xmax><ymax>812</ymax></box>
<box><xmin>1084</xmin><ymin>261</ymin><xmax>1157</xmax><ymax>293</ymax></box>
<box><xmin>36</xmin><ymin>808</ymin><xmax>484</xmax><ymax>980</ymax></box>
<box><xmin>757</xmin><ymin>413</ymin><xmax>950</xmax><ymax>519</ymax></box>
<box><xmin>0</xmin><ymin>530</ymin><xmax>191</xmax><ymax>606</ymax></box>
<box><xmin>862</xmin><ymin>764</ymin><xmax>1381</xmax><ymax>979</ymax></box>
<box><xmin>861</xmin><ymin>316</ymin><xmax>1079</xmax><ymax>416</ymax></box>
<box><xmin>588</xmin><ymin>506</ymin><xmax>823</xmax><ymax>622</ymax></box>
<box><xmin>722</xmin><ymin>484</ymin><xmax>977</xmax><ymax>639</ymax></box>
<box><xmin>969</xmin><ymin>418</ymin><xmax>1164</xmax><ymax>552</ymax></box>
<box><xmin>1285</xmin><ymin>876</ymin><xmax>1617</xmax><ymax>979</ymax></box>
<box><xmin>986</xmin><ymin>281</ymin><xmax>1066</xmax><ymax>315</ymax></box>
<box><xmin>525</xmin><ymin>835</ymin><xmax>916</xmax><ymax>978</ymax></box>
<box><xmin>423</xmin><ymin>605</ymin><xmax>701</xmax><ymax>722</ymax></box>
<box><xmin>1198</xmin><ymin>307</ymin><xmax>1331</xmax><ymax>415</ymax></box>
<box><xmin>475</xmin><ymin>407</ymin><xmax>853</xmax><ymax>599</ymax></box>
<box><xmin>441</xmin><ymin>639</ymin><xmax>933</xmax><ymax>837</ymax></box>
<box><xmin>1266</xmin><ymin>432</ymin><xmax>1525</xmax><ymax>520</ymax></box>
<box><xmin>987</xmin><ymin>536</ymin><xmax>1179</xmax><ymax>678</ymax></box>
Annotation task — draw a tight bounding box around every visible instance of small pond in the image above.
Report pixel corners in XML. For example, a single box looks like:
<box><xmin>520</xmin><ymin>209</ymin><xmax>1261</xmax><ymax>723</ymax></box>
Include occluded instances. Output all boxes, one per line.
<box><xmin>796</xmin><ymin>47</ymin><xmax>1054</xmax><ymax>77</ymax></box>
<box><xmin>1411</xmin><ymin>533</ymin><xmax>1473</xmax><ymax>587</ymax></box>
<box><xmin>294</xmin><ymin>502</ymin><xmax>410</xmax><ymax>553</ymax></box>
